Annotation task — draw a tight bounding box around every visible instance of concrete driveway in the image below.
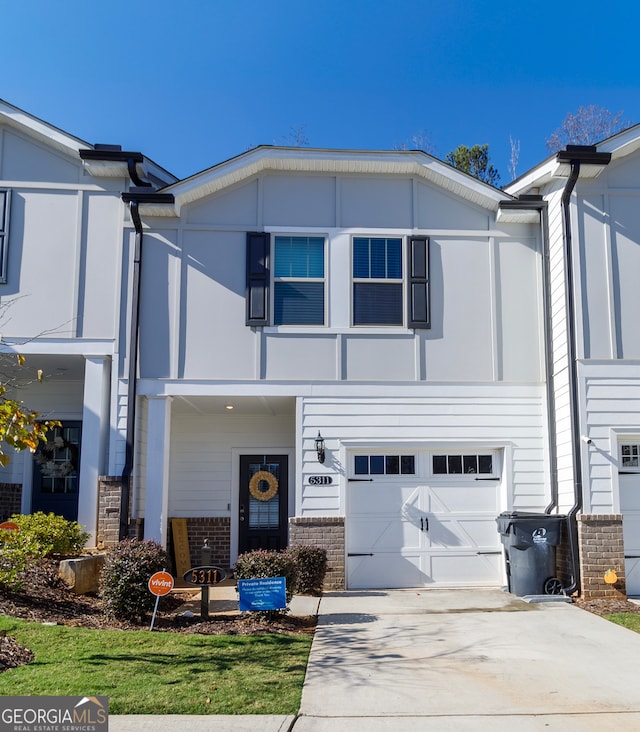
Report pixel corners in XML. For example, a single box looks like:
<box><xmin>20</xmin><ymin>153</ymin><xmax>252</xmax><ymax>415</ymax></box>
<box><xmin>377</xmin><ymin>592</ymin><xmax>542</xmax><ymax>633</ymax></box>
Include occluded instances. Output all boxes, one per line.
<box><xmin>297</xmin><ymin>589</ymin><xmax>640</xmax><ymax>730</ymax></box>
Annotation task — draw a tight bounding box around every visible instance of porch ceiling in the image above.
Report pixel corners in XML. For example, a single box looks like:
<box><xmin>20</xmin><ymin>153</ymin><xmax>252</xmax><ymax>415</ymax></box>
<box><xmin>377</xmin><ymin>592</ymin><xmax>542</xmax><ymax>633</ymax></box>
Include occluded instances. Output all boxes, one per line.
<box><xmin>170</xmin><ymin>395</ymin><xmax>296</xmax><ymax>417</ymax></box>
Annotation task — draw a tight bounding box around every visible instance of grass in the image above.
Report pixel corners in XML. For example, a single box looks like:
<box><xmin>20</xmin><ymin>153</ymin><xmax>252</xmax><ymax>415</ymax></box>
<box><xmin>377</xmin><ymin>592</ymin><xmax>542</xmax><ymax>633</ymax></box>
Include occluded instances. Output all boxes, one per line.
<box><xmin>604</xmin><ymin>613</ymin><xmax>640</xmax><ymax>634</ymax></box>
<box><xmin>0</xmin><ymin>616</ymin><xmax>312</xmax><ymax>715</ymax></box>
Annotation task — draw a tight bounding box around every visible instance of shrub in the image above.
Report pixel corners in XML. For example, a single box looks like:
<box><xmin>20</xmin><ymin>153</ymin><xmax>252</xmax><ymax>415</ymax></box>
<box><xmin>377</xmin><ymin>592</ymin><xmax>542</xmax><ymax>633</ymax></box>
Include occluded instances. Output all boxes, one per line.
<box><xmin>234</xmin><ymin>549</ymin><xmax>298</xmax><ymax>603</ymax></box>
<box><xmin>7</xmin><ymin>512</ymin><xmax>88</xmax><ymax>558</ymax></box>
<box><xmin>100</xmin><ymin>539</ymin><xmax>169</xmax><ymax>621</ymax></box>
<box><xmin>0</xmin><ymin>512</ymin><xmax>89</xmax><ymax>591</ymax></box>
<box><xmin>285</xmin><ymin>545</ymin><xmax>327</xmax><ymax>595</ymax></box>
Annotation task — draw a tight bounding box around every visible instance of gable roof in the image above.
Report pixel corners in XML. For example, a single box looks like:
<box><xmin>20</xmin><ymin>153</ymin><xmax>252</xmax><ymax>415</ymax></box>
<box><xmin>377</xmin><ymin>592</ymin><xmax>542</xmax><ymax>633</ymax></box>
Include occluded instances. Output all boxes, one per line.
<box><xmin>0</xmin><ymin>98</ymin><xmax>176</xmax><ymax>187</ymax></box>
<box><xmin>140</xmin><ymin>146</ymin><xmax>515</xmax><ymax>217</ymax></box>
<box><xmin>0</xmin><ymin>97</ymin><xmax>91</xmax><ymax>158</ymax></box>
<box><xmin>506</xmin><ymin>122</ymin><xmax>640</xmax><ymax>196</ymax></box>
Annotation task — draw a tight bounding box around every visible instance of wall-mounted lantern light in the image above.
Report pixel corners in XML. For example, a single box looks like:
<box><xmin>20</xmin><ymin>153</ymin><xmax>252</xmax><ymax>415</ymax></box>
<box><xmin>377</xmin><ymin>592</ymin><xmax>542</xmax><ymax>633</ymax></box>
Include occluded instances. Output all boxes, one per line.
<box><xmin>314</xmin><ymin>431</ymin><xmax>326</xmax><ymax>464</ymax></box>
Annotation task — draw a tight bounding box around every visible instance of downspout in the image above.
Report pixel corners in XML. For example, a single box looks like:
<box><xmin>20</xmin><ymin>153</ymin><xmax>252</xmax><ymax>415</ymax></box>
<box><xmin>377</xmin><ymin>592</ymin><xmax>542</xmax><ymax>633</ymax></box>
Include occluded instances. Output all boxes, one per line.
<box><xmin>558</xmin><ymin>146</ymin><xmax>611</xmax><ymax>594</ymax></box>
<box><xmin>119</xmin><ymin>199</ymin><xmax>143</xmax><ymax>540</ymax></box>
<box><xmin>118</xmin><ymin>191</ymin><xmax>175</xmax><ymax>540</ymax></box>
<box><xmin>560</xmin><ymin>160</ymin><xmax>582</xmax><ymax>595</ymax></box>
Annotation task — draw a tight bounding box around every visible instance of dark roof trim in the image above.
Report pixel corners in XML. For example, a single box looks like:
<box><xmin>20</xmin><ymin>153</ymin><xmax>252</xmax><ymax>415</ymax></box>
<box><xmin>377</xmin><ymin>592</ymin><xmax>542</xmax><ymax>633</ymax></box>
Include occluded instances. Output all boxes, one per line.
<box><xmin>556</xmin><ymin>146</ymin><xmax>611</xmax><ymax>166</ymax></box>
<box><xmin>498</xmin><ymin>195</ymin><xmax>546</xmax><ymax>211</ymax></box>
<box><xmin>121</xmin><ymin>191</ymin><xmax>175</xmax><ymax>204</ymax></box>
<box><xmin>80</xmin><ymin>149</ymin><xmax>144</xmax><ymax>163</ymax></box>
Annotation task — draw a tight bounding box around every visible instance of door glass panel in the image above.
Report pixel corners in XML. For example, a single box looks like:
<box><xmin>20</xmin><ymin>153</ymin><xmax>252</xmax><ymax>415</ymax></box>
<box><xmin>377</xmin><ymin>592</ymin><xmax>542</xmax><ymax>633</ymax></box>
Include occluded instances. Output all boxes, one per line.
<box><xmin>248</xmin><ymin>462</ymin><xmax>280</xmax><ymax>529</ymax></box>
<box><xmin>34</xmin><ymin>424</ymin><xmax>80</xmax><ymax>496</ymax></box>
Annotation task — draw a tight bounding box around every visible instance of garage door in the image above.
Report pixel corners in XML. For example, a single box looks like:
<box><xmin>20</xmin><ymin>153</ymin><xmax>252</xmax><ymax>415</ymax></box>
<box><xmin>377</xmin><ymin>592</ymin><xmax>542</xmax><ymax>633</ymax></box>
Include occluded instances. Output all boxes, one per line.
<box><xmin>619</xmin><ymin>447</ymin><xmax>640</xmax><ymax>596</ymax></box>
<box><xmin>346</xmin><ymin>451</ymin><xmax>504</xmax><ymax>589</ymax></box>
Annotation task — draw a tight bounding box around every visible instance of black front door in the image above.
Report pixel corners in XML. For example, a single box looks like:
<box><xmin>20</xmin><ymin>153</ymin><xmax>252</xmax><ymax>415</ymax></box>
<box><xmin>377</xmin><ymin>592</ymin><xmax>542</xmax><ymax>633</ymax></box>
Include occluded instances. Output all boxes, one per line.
<box><xmin>238</xmin><ymin>455</ymin><xmax>288</xmax><ymax>555</ymax></box>
<box><xmin>31</xmin><ymin>421</ymin><xmax>81</xmax><ymax>521</ymax></box>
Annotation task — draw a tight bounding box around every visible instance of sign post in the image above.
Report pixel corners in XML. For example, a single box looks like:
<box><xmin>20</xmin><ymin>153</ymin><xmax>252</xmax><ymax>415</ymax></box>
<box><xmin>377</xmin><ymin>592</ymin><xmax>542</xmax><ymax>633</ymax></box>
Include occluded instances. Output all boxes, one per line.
<box><xmin>148</xmin><ymin>570</ymin><xmax>174</xmax><ymax>630</ymax></box>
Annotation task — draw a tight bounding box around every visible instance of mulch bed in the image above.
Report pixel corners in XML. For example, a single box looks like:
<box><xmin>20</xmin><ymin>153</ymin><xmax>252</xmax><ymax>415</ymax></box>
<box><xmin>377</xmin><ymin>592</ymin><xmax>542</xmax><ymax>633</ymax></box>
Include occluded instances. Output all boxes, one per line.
<box><xmin>574</xmin><ymin>597</ymin><xmax>640</xmax><ymax>616</ymax></box>
<box><xmin>0</xmin><ymin>559</ymin><xmax>316</xmax><ymax>673</ymax></box>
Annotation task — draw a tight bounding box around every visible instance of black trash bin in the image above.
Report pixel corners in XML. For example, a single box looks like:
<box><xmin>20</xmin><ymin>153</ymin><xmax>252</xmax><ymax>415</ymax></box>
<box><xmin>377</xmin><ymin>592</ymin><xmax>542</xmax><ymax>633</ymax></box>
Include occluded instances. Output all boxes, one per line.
<box><xmin>496</xmin><ymin>512</ymin><xmax>565</xmax><ymax>596</ymax></box>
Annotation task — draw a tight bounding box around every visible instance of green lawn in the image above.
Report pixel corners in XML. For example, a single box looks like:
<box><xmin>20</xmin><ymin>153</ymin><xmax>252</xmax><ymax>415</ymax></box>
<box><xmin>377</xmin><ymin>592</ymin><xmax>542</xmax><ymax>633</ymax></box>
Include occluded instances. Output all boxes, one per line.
<box><xmin>604</xmin><ymin>612</ymin><xmax>640</xmax><ymax>634</ymax></box>
<box><xmin>0</xmin><ymin>616</ymin><xmax>312</xmax><ymax>715</ymax></box>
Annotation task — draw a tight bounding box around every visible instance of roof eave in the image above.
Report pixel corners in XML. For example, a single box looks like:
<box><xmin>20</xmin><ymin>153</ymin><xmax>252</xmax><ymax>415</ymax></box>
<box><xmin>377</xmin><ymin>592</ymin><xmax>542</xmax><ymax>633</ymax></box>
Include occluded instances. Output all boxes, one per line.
<box><xmin>162</xmin><ymin>147</ymin><xmax>509</xmax><ymax>215</ymax></box>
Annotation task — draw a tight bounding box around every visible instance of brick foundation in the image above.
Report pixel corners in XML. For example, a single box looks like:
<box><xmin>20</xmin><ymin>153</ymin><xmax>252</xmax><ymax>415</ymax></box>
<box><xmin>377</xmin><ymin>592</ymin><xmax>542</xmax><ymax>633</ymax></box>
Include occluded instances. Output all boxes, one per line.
<box><xmin>289</xmin><ymin>516</ymin><xmax>345</xmax><ymax>590</ymax></box>
<box><xmin>167</xmin><ymin>517</ymin><xmax>231</xmax><ymax>572</ymax></box>
<box><xmin>578</xmin><ymin>514</ymin><xmax>626</xmax><ymax>599</ymax></box>
<box><xmin>0</xmin><ymin>483</ymin><xmax>22</xmax><ymax>523</ymax></box>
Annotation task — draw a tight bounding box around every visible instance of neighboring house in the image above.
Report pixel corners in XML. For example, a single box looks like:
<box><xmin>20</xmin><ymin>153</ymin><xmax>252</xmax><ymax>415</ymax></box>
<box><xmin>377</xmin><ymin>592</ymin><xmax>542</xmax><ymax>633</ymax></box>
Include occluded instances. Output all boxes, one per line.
<box><xmin>0</xmin><ymin>98</ymin><xmax>175</xmax><ymax>542</ymax></box>
<box><xmin>506</xmin><ymin>127</ymin><xmax>640</xmax><ymax>597</ymax></box>
<box><xmin>126</xmin><ymin>146</ymin><xmax>549</xmax><ymax>590</ymax></box>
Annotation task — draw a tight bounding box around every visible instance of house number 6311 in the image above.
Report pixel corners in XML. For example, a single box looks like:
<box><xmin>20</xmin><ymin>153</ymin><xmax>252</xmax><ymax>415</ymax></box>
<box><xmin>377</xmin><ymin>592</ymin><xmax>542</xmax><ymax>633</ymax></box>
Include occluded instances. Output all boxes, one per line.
<box><xmin>309</xmin><ymin>475</ymin><xmax>333</xmax><ymax>485</ymax></box>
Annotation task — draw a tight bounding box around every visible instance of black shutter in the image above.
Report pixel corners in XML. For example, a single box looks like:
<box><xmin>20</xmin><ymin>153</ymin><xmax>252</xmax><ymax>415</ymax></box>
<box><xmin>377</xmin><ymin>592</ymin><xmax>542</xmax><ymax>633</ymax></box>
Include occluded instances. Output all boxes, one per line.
<box><xmin>407</xmin><ymin>236</ymin><xmax>430</xmax><ymax>329</ymax></box>
<box><xmin>246</xmin><ymin>232</ymin><xmax>270</xmax><ymax>325</ymax></box>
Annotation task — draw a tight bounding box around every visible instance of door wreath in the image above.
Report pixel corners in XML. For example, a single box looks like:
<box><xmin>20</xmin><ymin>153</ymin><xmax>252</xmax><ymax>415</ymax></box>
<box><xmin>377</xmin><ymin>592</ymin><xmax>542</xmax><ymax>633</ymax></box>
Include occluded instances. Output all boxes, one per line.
<box><xmin>249</xmin><ymin>470</ymin><xmax>279</xmax><ymax>501</ymax></box>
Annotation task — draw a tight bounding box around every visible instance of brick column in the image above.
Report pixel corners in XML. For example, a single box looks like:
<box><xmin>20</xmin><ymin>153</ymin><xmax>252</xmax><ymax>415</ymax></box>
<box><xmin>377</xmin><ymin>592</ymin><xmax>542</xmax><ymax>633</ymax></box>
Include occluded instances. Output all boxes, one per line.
<box><xmin>96</xmin><ymin>477</ymin><xmax>135</xmax><ymax>548</ymax></box>
<box><xmin>578</xmin><ymin>514</ymin><xmax>626</xmax><ymax>599</ymax></box>
<box><xmin>289</xmin><ymin>516</ymin><xmax>345</xmax><ymax>590</ymax></box>
<box><xmin>0</xmin><ymin>483</ymin><xmax>22</xmax><ymax>523</ymax></box>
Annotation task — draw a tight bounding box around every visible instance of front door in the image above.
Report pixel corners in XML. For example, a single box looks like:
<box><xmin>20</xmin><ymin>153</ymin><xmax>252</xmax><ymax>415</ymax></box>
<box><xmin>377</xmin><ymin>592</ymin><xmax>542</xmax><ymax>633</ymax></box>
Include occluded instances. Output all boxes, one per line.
<box><xmin>238</xmin><ymin>455</ymin><xmax>288</xmax><ymax>555</ymax></box>
<box><xmin>31</xmin><ymin>421</ymin><xmax>81</xmax><ymax>521</ymax></box>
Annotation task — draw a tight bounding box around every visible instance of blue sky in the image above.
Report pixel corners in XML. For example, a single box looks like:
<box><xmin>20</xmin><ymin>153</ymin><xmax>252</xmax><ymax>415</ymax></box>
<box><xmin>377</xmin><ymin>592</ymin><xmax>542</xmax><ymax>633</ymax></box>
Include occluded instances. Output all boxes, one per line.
<box><xmin>2</xmin><ymin>0</ymin><xmax>639</xmax><ymax>184</ymax></box>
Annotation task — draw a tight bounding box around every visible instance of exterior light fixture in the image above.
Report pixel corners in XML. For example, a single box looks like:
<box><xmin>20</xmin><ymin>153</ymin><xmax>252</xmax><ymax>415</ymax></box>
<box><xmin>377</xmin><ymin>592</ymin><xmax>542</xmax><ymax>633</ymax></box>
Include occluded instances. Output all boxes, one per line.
<box><xmin>225</xmin><ymin>404</ymin><xmax>234</xmax><ymax>410</ymax></box>
<box><xmin>314</xmin><ymin>431</ymin><xmax>326</xmax><ymax>464</ymax></box>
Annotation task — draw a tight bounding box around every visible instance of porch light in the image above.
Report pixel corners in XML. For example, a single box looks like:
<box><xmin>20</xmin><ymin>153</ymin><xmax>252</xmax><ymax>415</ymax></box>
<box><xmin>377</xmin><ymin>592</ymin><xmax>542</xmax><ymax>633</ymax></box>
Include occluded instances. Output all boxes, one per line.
<box><xmin>314</xmin><ymin>431</ymin><xmax>326</xmax><ymax>464</ymax></box>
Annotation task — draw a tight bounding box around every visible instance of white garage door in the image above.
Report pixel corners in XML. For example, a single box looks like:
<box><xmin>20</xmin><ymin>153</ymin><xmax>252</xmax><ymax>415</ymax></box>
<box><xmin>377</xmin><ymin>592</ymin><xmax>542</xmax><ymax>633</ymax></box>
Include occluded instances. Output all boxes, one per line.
<box><xmin>619</xmin><ymin>447</ymin><xmax>640</xmax><ymax>596</ymax></box>
<box><xmin>346</xmin><ymin>451</ymin><xmax>504</xmax><ymax>589</ymax></box>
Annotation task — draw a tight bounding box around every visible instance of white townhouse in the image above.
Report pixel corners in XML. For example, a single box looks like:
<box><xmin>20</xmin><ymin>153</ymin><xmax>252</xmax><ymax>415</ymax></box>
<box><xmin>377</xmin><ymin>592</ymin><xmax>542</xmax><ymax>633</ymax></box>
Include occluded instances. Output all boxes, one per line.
<box><xmin>0</xmin><ymin>99</ymin><xmax>175</xmax><ymax>543</ymax></box>
<box><xmin>507</xmin><ymin>127</ymin><xmax>640</xmax><ymax>597</ymax></box>
<box><xmin>124</xmin><ymin>146</ymin><xmax>552</xmax><ymax>590</ymax></box>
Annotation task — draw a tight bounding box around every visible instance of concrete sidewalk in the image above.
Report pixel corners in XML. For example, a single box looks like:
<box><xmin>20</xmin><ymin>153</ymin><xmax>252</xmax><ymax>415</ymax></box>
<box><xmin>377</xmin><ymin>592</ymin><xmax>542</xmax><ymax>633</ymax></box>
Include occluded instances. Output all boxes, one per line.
<box><xmin>111</xmin><ymin>588</ymin><xmax>640</xmax><ymax>731</ymax></box>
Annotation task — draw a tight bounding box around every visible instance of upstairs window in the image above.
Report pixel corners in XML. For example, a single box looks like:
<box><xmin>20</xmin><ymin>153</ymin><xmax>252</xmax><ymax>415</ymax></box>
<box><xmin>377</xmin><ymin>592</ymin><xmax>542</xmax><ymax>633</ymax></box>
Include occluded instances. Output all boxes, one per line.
<box><xmin>274</xmin><ymin>236</ymin><xmax>325</xmax><ymax>325</ymax></box>
<box><xmin>0</xmin><ymin>190</ymin><xmax>10</xmax><ymax>284</ymax></box>
<box><xmin>352</xmin><ymin>236</ymin><xmax>430</xmax><ymax>328</ymax></box>
<box><xmin>353</xmin><ymin>237</ymin><xmax>403</xmax><ymax>325</ymax></box>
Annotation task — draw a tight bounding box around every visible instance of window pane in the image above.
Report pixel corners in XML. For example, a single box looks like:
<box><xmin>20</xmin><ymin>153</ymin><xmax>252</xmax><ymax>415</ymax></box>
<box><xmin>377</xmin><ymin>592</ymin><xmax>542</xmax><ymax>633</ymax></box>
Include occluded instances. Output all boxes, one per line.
<box><xmin>463</xmin><ymin>455</ymin><xmax>477</xmax><ymax>474</ymax></box>
<box><xmin>353</xmin><ymin>283</ymin><xmax>403</xmax><ymax>325</ymax></box>
<box><xmin>275</xmin><ymin>236</ymin><xmax>324</xmax><ymax>278</ymax></box>
<box><xmin>433</xmin><ymin>455</ymin><xmax>447</xmax><ymax>474</ymax></box>
<box><xmin>354</xmin><ymin>456</ymin><xmax>368</xmax><ymax>474</ymax></box>
<box><xmin>353</xmin><ymin>238</ymin><xmax>370</xmax><ymax>278</ymax></box>
<box><xmin>448</xmin><ymin>455</ymin><xmax>462</xmax><ymax>474</ymax></box>
<box><xmin>370</xmin><ymin>456</ymin><xmax>384</xmax><ymax>474</ymax></box>
<box><xmin>401</xmin><ymin>456</ymin><xmax>415</xmax><ymax>474</ymax></box>
<box><xmin>386</xmin><ymin>239</ymin><xmax>402</xmax><ymax>278</ymax></box>
<box><xmin>478</xmin><ymin>455</ymin><xmax>493</xmax><ymax>474</ymax></box>
<box><xmin>370</xmin><ymin>238</ymin><xmax>387</xmax><ymax>278</ymax></box>
<box><xmin>386</xmin><ymin>456</ymin><xmax>399</xmax><ymax>474</ymax></box>
<box><xmin>274</xmin><ymin>282</ymin><xmax>324</xmax><ymax>325</ymax></box>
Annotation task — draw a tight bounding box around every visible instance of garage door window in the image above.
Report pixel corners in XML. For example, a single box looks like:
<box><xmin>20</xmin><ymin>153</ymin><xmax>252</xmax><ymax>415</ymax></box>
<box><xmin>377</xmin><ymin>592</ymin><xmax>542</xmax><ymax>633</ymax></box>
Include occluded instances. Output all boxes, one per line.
<box><xmin>620</xmin><ymin>443</ymin><xmax>640</xmax><ymax>471</ymax></box>
<box><xmin>432</xmin><ymin>453</ymin><xmax>494</xmax><ymax>476</ymax></box>
<box><xmin>354</xmin><ymin>455</ymin><xmax>415</xmax><ymax>475</ymax></box>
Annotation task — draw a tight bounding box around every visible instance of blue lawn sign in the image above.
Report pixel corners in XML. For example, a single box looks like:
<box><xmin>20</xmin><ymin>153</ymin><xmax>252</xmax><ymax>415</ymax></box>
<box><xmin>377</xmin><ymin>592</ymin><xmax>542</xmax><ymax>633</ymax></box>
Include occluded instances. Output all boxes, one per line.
<box><xmin>238</xmin><ymin>577</ymin><xmax>287</xmax><ymax>611</ymax></box>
